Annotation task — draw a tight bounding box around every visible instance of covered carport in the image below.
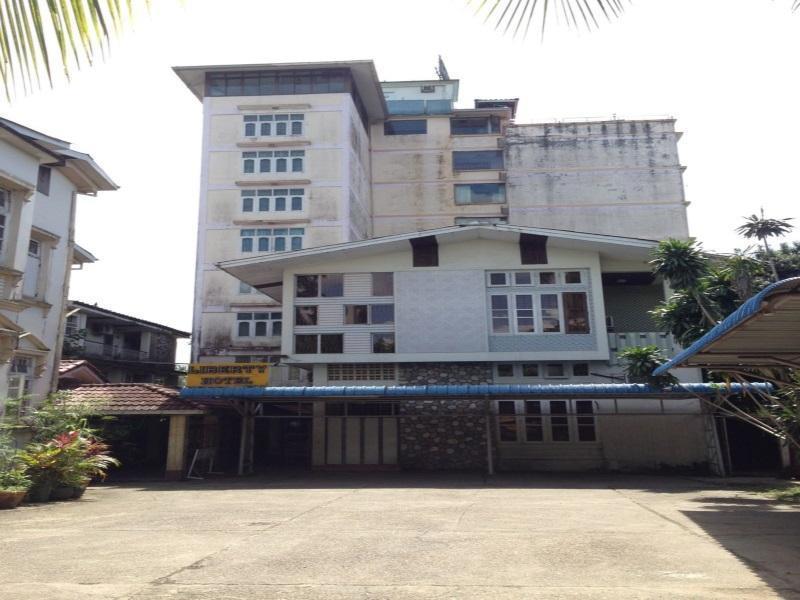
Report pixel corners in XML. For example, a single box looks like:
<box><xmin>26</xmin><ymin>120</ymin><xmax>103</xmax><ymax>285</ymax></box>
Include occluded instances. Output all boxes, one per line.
<box><xmin>654</xmin><ymin>277</ymin><xmax>800</xmax><ymax>475</ymax></box>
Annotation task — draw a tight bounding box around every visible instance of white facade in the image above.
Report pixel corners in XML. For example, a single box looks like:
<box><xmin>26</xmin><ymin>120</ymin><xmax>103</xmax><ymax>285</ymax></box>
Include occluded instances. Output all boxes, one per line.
<box><xmin>0</xmin><ymin>118</ymin><xmax>116</xmax><ymax>415</ymax></box>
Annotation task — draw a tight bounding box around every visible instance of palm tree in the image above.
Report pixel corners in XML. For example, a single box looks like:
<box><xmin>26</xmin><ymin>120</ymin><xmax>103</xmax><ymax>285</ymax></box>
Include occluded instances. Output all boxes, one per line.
<box><xmin>470</xmin><ymin>1</ymin><xmax>800</xmax><ymax>37</ymax></box>
<box><xmin>0</xmin><ymin>1</ymin><xmax>146</xmax><ymax>98</ymax></box>
<box><xmin>736</xmin><ymin>209</ymin><xmax>794</xmax><ymax>282</ymax></box>
<box><xmin>649</xmin><ymin>238</ymin><xmax>718</xmax><ymax>326</ymax></box>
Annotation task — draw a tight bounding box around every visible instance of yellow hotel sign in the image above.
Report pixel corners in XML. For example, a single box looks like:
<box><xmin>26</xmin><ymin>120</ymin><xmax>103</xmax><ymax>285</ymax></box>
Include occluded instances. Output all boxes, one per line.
<box><xmin>186</xmin><ymin>363</ymin><xmax>270</xmax><ymax>388</ymax></box>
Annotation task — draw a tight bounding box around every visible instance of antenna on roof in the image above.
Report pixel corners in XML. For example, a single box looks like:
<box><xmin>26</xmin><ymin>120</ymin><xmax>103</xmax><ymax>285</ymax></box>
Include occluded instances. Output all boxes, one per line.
<box><xmin>436</xmin><ymin>56</ymin><xmax>450</xmax><ymax>81</ymax></box>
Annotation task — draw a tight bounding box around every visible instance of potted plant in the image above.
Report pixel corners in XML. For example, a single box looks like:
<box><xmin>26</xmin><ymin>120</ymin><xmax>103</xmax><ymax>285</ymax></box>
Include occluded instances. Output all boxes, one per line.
<box><xmin>0</xmin><ymin>468</ymin><xmax>31</xmax><ymax>509</ymax></box>
<box><xmin>17</xmin><ymin>443</ymin><xmax>61</xmax><ymax>503</ymax></box>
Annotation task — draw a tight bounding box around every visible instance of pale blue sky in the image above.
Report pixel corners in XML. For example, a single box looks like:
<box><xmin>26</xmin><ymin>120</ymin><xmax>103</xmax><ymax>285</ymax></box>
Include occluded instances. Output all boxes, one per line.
<box><xmin>4</xmin><ymin>0</ymin><xmax>799</xmax><ymax>362</ymax></box>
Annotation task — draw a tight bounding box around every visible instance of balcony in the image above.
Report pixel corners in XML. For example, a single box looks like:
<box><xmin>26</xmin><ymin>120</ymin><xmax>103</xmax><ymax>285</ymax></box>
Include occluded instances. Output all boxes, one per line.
<box><xmin>76</xmin><ymin>339</ymin><xmax>150</xmax><ymax>362</ymax></box>
<box><xmin>607</xmin><ymin>331</ymin><xmax>676</xmax><ymax>366</ymax></box>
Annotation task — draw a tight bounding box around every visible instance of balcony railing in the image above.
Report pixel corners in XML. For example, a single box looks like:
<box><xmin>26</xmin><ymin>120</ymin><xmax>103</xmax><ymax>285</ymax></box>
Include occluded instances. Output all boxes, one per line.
<box><xmin>607</xmin><ymin>331</ymin><xmax>676</xmax><ymax>366</ymax></box>
<box><xmin>73</xmin><ymin>338</ymin><xmax>150</xmax><ymax>362</ymax></box>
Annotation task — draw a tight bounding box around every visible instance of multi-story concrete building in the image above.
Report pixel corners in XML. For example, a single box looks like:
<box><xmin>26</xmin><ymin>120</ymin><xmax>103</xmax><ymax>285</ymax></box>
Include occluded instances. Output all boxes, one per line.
<box><xmin>175</xmin><ymin>60</ymin><xmax>689</xmax><ymax>373</ymax></box>
<box><xmin>0</xmin><ymin>117</ymin><xmax>116</xmax><ymax>416</ymax></box>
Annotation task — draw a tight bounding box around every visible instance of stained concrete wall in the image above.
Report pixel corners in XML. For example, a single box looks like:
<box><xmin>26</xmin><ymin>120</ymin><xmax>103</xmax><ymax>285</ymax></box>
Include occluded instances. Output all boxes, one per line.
<box><xmin>505</xmin><ymin>119</ymin><xmax>689</xmax><ymax>240</ymax></box>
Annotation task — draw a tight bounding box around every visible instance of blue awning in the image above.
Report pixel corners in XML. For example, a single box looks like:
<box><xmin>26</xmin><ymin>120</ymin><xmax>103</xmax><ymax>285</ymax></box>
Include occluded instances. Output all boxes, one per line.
<box><xmin>181</xmin><ymin>382</ymin><xmax>769</xmax><ymax>400</ymax></box>
<box><xmin>654</xmin><ymin>277</ymin><xmax>800</xmax><ymax>375</ymax></box>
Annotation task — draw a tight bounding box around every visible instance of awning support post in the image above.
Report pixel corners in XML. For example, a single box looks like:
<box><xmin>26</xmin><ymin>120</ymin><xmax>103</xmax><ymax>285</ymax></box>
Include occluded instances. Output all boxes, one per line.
<box><xmin>484</xmin><ymin>394</ymin><xmax>494</xmax><ymax>476</ymax></box>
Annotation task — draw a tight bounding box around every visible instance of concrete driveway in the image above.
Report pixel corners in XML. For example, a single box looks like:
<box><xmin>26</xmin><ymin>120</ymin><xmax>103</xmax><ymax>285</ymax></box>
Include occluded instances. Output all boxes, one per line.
<box><xmin>1</xmin><ymin>473</ymin><xmax>799</xmax><ymax>599</ymax></box>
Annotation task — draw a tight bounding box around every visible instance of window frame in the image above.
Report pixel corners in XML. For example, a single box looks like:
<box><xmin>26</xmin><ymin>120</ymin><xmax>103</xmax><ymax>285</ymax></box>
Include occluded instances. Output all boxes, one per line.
<box><xmin>452</xmin><ymin>150</ymin><xmax>504</xmax><ymax>171</ymax></box>
<box><xmin>494</xmin><ymin>399</ymin><xmax>598</xmax><ymax>444</ymax></box>
<box><xmin>384</xmin><ymin>119</ymin><xmax>427</xmax><ymax>135</ymax></box>
<box><xmin>235</xmin><ymin>311</ymin><xmax>282</xmax><ymax>338</ymax></box>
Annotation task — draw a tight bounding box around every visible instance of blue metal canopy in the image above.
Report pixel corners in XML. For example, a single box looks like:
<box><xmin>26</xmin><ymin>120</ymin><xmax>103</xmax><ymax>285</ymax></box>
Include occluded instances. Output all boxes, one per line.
<box><xmin>181</xmin><ymin>382</ymin><xmax>769</xmax><ymax>400</ymax></box>
<box><xmin>654</xmin><ymin>277</ymin><xmax>800</xmax><ymax>375</ymax></box>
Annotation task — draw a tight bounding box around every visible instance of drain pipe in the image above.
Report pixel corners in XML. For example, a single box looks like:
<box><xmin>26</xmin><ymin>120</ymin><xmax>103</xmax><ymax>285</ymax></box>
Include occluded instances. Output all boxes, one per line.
<box><xmin>484</xmin><ymin>394</ymin><xmax>494</xmax><ymax>476</ymax></box>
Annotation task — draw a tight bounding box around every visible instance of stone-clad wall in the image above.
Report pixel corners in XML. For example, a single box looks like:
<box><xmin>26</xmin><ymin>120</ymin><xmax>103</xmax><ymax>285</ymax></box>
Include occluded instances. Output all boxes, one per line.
<box><xmin>397</xmin><ymin>363</ymin><xmax>492</xmax><ymax>470</ymax></box>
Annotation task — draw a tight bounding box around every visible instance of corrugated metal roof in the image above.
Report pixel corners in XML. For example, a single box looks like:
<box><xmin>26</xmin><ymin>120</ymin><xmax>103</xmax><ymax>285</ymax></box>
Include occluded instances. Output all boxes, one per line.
<box><xmin>654</xmin><ymin>277</ymin><xmax>800</xmax><ymax>375</ymax></box>
<box><xmin>181</xmin><ymin>382</ymin><xmax>769</xmax><ymax>400</ymax></box>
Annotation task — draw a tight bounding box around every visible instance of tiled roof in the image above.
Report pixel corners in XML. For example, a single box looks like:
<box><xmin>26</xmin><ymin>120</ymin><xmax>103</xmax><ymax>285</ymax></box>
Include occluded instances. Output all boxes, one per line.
<box><xmin>59</xmin><ymin>359</ymin><xmax>89</xmax><ymax>375</ymax></box>
<box><xmin>70</xmin><ymin>300</ymin><xmax>191</xmax><ymax>337</ymax></box>
<box><xmin>65</xmin><ymin>384</ymin><xmax>206</xmax><ymax>414</ymax></box>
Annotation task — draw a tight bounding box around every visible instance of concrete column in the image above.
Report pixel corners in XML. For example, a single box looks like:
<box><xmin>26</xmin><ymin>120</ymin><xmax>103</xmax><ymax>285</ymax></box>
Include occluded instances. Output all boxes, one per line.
<box><xmin>165</xmin><ymin>415</ymin><xmax>188</xmax><ymax>480</ymax></box>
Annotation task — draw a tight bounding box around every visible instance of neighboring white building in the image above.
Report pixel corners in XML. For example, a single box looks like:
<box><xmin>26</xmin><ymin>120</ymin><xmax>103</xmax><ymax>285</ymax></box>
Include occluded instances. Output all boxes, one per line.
<box><xmin>0</xmin><ymin>118</ymin><xmax>116</xmax><ymax>416</ymax></box>
<box><xmin>218</xmin><ymin>225</ymin><xmax>706</xmax><ymax>471</ymax></box>
<box><xmin>174</xmin><ymin>60</ymin><xmax>690</xmax><ymax>369</ymax></box>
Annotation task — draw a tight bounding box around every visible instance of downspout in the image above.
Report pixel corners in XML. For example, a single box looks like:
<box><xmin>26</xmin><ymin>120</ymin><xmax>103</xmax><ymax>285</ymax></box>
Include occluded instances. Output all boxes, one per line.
<box><xmin>484</xmin><ymin>394</ymin><xmax>494</xmax><ymax>476</ymax></box>
<box><xmin>49</xmin><ymin>190</ymin><xmax>77</xmax><ymax>395</ymax></box>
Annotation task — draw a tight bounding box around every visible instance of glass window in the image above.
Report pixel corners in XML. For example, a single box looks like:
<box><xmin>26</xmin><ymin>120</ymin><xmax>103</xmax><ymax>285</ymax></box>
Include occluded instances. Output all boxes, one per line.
<box><xmin>515</xmin><ymin>294</ymin><xmax>535</xmax><ymax>333</ymax></box>
<box><xmin>576</xmin><ymin>400</ymin><xmax>596</xmax><ymax>442</ymax></box>
<box><xmin>384</xmin><ymin>120</ymin><xmax>427</xmax><ymax>135</ymax></box>
<box><xmin>573</xmin><ymin>363</ymin><xmax>589</xmax><ymax>377</ymax></box>
<box><xmin>452</xmin><ymin>150</ymin><xmax>504</xmax><ymax>171</ymax></box>
<box><xmin>239</xmin><ymin>281</ymin><xmax>253</xmax><ymax>294</ymax></box>
<box><xmin>489</xmin><ymin>272</ymin><xmax>507</xmax><ymax>286</ymax></box>
<box><xmin>291</xmin><ymin>196</ymin><xmax>303</xmax><ymax>211</ymax></box>
<box><xmin>372</xmin><ymin>272</ymin><xmax>394</xmax><ymax>296</ymax></box>
<box><xmin>497</xmin><ymin>400</ymin><xmax>517</xmax><ymax>442</ymax></box>
<box><xmin>454</xmin><ymin>217</ymin><xmax>507</xmax><ymax>226</ymax></box>
<box><xmin>490</xmin><ymin>295</ymin><xmax>510</xmax><ymax>333</ymax></box>
<box><xmin>454</xmin><ymin>183</ymin><xmax>506</xmax><ymax>205</ymax></box>
<box><xmin>238</xmin><ymin>321</ymin><xmax>249</xmax><ymax>337</ymax></box>
<box><xmin>372</xmin><ymin>333</ymin><xmax>395</xmax><ymax>353</ymax></box>
<box><xmin>370</xmin><ymin>304</ymin><xmax>394</xmax><ymax>325</ymax></box>
<box><xmin>514</xmin><ymin>272</ymin><xmax>531</xmax><ymax>285</ymax></box>
<box><xmin>450</xmin><ymin>116</ymin><xmax>501</xmax><ymax>135</ymax></box>
<box><xmin>497</xmin><ymin>364</ymin><xmax>514</xmax><ymax>377</ymax></box>
<box><xmin>295</xmin><ymin>306</ymin><xmax>317</xmax><ymax>326</ymax></box>
<box><xmin>344</xmin><ymin>305</ymin><xmax>368</xmax><ymax>325</ymax></box>
<box><xmin>242</xmin><ymin>152</ymin><xmax>256</xmax><ymax>173</ymax></box>
<box><xmin>522</xmin><ymin>363</ymin><xmax>539</xmax><ymax>377</ymax></box>
<box><xmin>545</xmin><ymin>364</ymin><xmax>565</xmax><ymax>378</ymax></box>
<box><xmin>242</xmin><ymin>195</ymin><xmax>254</xmax><ymax>212</ymax></box>
<box><xmin>241</xmin><ymin>238</ymin><xmax>253</xmax><ymax>252</ymax></box>
<box><xmin>541</xmin><ymin>294</ymin><xmax>561</xmax><ymax>332</ymax></box>
<box><xmin>320</xmin><ymin>334</ymin><xmax>343</xmax><ymax>353</ymax></box>
<box><xmin>565</xmin><ymin>271</ymin><xmax>582</xmax><ymax>284</ymax></box>
<box><xmin>274</xmin><ymin>196</ymin><xmax>286</xmax><ymax>211</ymax></box>
<box><xmin>321</xmin><ymin>274</ymin><xmax>343</xmax><ymax>297</ymax></box>
<box><xmin>539</xmin><ymin>272</ymin><xmax>556</xmax><ymax>285</ymax></box>
<box><xmin>296</xmin><ymin>275</ymin><xmax>319</xmax><ymax>298</ymax></box>
<box><xmin>295</xmin><ymin>335</ymin><xmax>318</xmax><ymax>354</ymax></box>
<box><xmin>550</xmin><ymin>400</ymin><xmax>570</xmax><ymax>441</ymax></box>
<box><xmin>564</xmin><ymin>292</ymin><xmax>590</xmax><ymax>334</ymax></box>
<box><xmin>525</xmin><ymin>401</ymin><xmax>543</xmax><ymax>442</ymax></box>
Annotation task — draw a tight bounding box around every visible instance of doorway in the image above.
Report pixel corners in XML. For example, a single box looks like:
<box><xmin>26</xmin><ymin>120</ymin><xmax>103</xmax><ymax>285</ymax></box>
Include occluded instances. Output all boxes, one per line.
<box><xmin>253</xmin><ymin>403</ymin><xmax>313</xmax><ymax>469</ymax></box>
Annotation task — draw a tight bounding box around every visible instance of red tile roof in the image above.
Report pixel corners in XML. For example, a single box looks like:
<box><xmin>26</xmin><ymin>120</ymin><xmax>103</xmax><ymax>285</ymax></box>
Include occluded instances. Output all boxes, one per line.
<box><xmin>59</xmin><ymin>359</ymin><xmax>89</xmax><ymax>375</ymax></box>
<box><xmin>65</xmin><ymin>384</ymin><xmax>206</xmax><ymax>415</ymax></box>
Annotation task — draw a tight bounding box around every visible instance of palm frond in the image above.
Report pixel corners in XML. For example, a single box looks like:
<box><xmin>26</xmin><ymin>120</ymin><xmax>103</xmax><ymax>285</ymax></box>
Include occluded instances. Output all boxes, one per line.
<box><xmin>469</xmin><ymin>0</ymin><xmax>626</xmax><ymax>37</ymax></box>
<box><xmin>0</xmin><ymin>0</ymin><xmax>149</xmax><ymax>100</ymax></box>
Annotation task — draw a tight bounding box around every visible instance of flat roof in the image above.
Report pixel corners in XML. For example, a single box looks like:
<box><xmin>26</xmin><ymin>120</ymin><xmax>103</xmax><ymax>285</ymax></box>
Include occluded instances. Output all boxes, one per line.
<box><xmin>173</xmin><ymin>60</ymin><xmax>388</xmax><ymax>121</ymax></box>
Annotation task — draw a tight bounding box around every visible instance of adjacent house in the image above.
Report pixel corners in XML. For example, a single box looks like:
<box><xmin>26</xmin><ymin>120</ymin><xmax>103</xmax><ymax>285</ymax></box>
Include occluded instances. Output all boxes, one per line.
<box><xmin>0</xmin><ymin>117</ymin><xmax>116</xmax><ymax>417</ymax></box>
<box><xmin>62</xmin><ymin>301</ymin><xmax>190</xmax><ymax>386</ymax></box>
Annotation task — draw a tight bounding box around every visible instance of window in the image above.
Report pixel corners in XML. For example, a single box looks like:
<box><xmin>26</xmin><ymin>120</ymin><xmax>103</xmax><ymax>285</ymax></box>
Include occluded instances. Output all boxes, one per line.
<box><xmin>410</xmin><ymin>236</ymin><xmax>438</xmax><ymax>267</ymax></box>
<box><xmin>295</xmin><ymin>274</ymin><xmax>343</xmax><ymax>298</ymax></box>
<box><xmin>295</xmin><ymin>306</ymin><xmax>318</xmax><ymax>326</ymax></box>
<box><xmin>541</xmin><ymin>294</ymin><xmax>561</xmax><ymax>332</ymax></box>
<box><xmin>522</xmin><ymin>363</ymin><xmax>539</xmax><ymax>377</ymax></box>
<box><xmin>243</xmin><ymin>113</ymin><xmax>304</xmax><ymax>137</ymax></box>
<box><xmin>23</xmin><ymin>239</ymin><xmax>42</xmax><ymax>298</ymax></box>
<box><xmin>0</xmin><ymin>189</ymin><xmax>7</xmax><ymax>252</ymax></box>
<box><xmin>240</xmin><ymin>228</ymin><xmax>304</xmax><ymax>253</ymax></box>
<box><xmin>550</xmin><ymin>401</ymin><xmax>570</xmax><ymax>441</ymax></box>
<box><xmin>450</xmin><ymin>116</ymin><xmax>501</xmax><ymax>135</ymax></box>
<box><xmin>576</xmin><ymin>400</ymin><xmax>597</xmax><ymax>441</ymax></box>
<box><xmin>372</xmin><ymin>333</ymin><xmax>395</xmax><ymax>353</ymax></box>
<box><xmin>497</xmin><ymin>400</ymin><xmax>517</xmax><ymax>441</ymax></box>
<box><xmin>36</xmin><ymin>166</ymin><xmax>51</xmax><ymax>195</ymax></box>
<box><xmin>65</xmin><ymin>315</ymin><xmax>80</xmax><ymax>337</ymax></box>
<box><xmin>497</xmin><ymin>364</ymin><xmax>514</xmax><ymax>377</ymax></box>
<box><xmin>242</xmin><ymin>189</ymin><xmax>304</xmax><ymax>213</ymax></box>
<box><xmin>372</xmin><ymin>272</ymin><xmax>393</xmax><ymax>296</ymax></box>
<box><xmin>208</xmin><ymin>69</ymin><xmax>351</xmax><ymax>99</ymax></box>
<box><xmin>344</xmin><ymin>305</ymin><xmax>368</xmax><ymax>325</ymax></box>
<box><xmin>490</xmin><ymin>295</ymin><xmax>510</xmax><ymax>333</ymax></box>
<box><xmin>563</xmin><ymin>292</ymin><xmax>590</xmax><ymax>334</ymax></box>
<box><xmin>328</xmin><ymin>363</ymin><xmax>396</xmax><ymax>381</ymax></box>
<box><xmin>239</xmin><ymin>281</ymin><xmax>254</xmax><ymax>294</ymax></box>
<box><xmin>295</xmin><ymin>334</ymin><xmax>318</xmax><ymax>354</ymax></box>
<box><xmin>454</xmin><ymin>217</ymin><xmax>508</xmax><ymax>226</ymax></box>
<box><xmin>539</xmin><ymin>272</ymin><xmax>556</xmax><ymax>285</ymax></box>
<box><xmin>320</xmin><ymin>334</ymin><xmax>343</xmax><ymax>353</ymax></box>
<box><xmin>384</xmin><ymin>120</ymin><xmax>427</xmax><ymax>135</ymax></box>
<box><xmin>525</xmin><ymin>401</ymin><xmax>544</xmax><ymax>442</ymax></box>
<box><xmin>515</xmin><ymin>294</ymin><xmax>535</xmax><ymax>333</ymax></box>
<box><xmin>452</xmin><ymin>150</ymin><xmax>504</xmax><ymax>171</ymax></box>
<box><xmin>370</xmin><ymin>304</ymin><xmax>394</xmax><ymax>325</ymax></box>
<box><xmin>489</xmin><ymin>272</ymin><xmax>507</xmax><ymax>286</ymax></box>
<box><xmin>565</xmin><ymin>271</ymin><xmax>582</xmax><ymax>284</ymax></box>
<box><xmin>545</xmin><ymin>364</ymin><xmax>565</xmax><ymax>378</ymax></box>
<box><xmin>242</xmin><ymin>150</ymin><xmax>304</xmax><ymax>174</ymax></box>
<box><xmin>236</xmin><ymin>312</ymin><xmax>282</xmax><ymax>337</ymax></box>
<box><xmin>573</xmin><ymin>363</ymin><xmax>590</xmax><ymax>377</ymax></box>
<box><xmin>8</xmin><ymin>356</ymin><xmax>33</xmax><ymax>415</ymax></box>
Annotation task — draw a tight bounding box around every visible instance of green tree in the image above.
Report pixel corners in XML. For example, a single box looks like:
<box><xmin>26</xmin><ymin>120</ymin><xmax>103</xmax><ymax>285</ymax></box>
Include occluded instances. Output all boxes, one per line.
<box><xmin>617</xmin><ymin>345</ymin><xmax>677</xmax><ymax>388</ymax></box>
<box><xmin>0</xmin><ymin>1</ymin><xmax>148</xmax><ymax>97</ymax></box>
<box><xmin>736</xmin><ymin>209</ymin><xmax>794</xmax><ymax>282</ymax></box>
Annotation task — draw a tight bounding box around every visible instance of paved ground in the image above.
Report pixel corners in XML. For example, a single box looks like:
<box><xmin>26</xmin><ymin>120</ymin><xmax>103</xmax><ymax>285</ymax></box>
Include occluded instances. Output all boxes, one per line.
<box><xmin>1</xmin><ymin>473</ymin><xmax>800</xmax><ymax>599</ymax></box>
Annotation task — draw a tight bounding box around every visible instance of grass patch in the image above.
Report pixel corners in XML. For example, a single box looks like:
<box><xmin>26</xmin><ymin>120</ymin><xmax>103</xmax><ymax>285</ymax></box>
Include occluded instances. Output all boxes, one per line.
<box><xmin>762</xmin><ymin>485</ymin><xmax>800</xmax><ymax>503</ymax></box>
